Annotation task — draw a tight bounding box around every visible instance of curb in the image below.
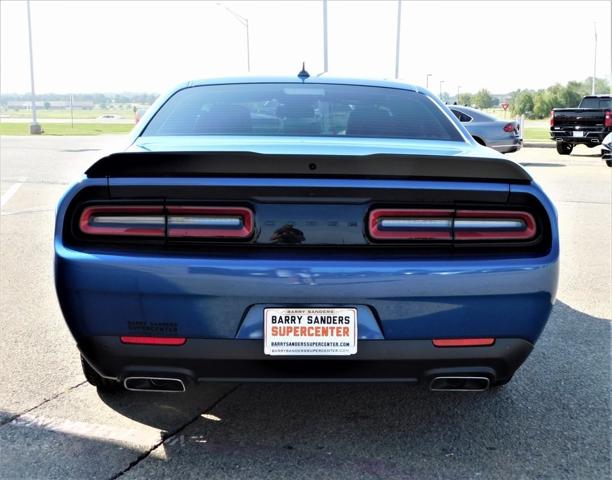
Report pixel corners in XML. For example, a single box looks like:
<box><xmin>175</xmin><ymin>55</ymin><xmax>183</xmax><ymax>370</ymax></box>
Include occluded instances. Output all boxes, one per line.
<box><xmin>523</xmin><ymin>141</ymin><xmax>554</xmax><ymax>149</ymax></box>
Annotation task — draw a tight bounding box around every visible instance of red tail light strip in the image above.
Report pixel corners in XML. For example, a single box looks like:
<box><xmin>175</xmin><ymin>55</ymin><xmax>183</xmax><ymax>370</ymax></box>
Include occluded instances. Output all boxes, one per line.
<box><xmin>79</xmin><ymin>206</ymin><xmax>165</xmax><ymax>237</ymax></box>
<box><xmin>166</xmin><ymin>206</ymin><xmax>253</xmax><ymax>238</ymax></box>
<box><xmin>369</xmin><ymin>209</ymin><xmax>536</xmax><ymax>242</ymax></box>
<box><xmin>454</xmin><ymin>210</ymin><xmax>536</xmax><ymax>240</ymax></box>
<box><xmin>369</xmin><ymin>209</ymin><xmax>454</xmax><ymax>240</ymax></box>
<box><xmin>120</xmin><ymin>336</ymin><xmax>186</xmax><ymax>346</ymax></box>
<box><xmin>433</xmin><ymin>338</ymin><xmax>495</xmax><ymax>347</ymax></box>
<box><xmin>79</xmin><ymin>205</ymin><xmax>254</xmax><ymax>239</ymax></box>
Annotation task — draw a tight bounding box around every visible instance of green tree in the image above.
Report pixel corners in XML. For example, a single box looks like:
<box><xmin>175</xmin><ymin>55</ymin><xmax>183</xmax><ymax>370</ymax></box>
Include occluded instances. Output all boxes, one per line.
<box><xmin>457</xmin><ymin>93</ymin><xmax>472</xmax><ymax>106</ymax></box>
<box><xmin>511</xmin><ymin>90</ymin><xmax>534</xmax><ymax>116</ymax></box>
<box><xmin>472</xmin><ymin>89</ymin><xmax>495</xmax><ymax>109</ymax></box>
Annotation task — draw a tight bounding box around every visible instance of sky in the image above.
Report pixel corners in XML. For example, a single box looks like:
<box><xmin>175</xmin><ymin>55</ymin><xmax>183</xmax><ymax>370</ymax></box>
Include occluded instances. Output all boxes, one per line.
<box><xmin>1</xmin><ymin>0</ymin><xmax>610</xmax><ymax>96</ymax></box>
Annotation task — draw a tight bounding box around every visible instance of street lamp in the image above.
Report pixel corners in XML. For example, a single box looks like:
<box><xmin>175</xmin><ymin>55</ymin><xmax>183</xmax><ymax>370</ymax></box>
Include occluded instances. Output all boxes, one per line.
<box><xmin>394</xmin><ymin>0</ymin><xmax>402</xmax><ymax>78</ymax></box>
<box><xmin>592</xmin><ymin>22</ymin><xmax>597</xmax><ymax>95</ymax></box>
<box><xmin>217</xmin><ymin>3</ymin><xmax>250</xmax><ymax>72</ymax></box>
<box><xmin>439</xmin><ymin>80</ymin><xmax>445</xmax><ymax>98</ymax></box>
<box><xmin>426</xmin><ymin>73</ymin><xmax>432</xmax><ymax>89</ymax></box>
<box><xmin>26</xmin><ymin>0</ymin><xmax>41</xmax><ymax>134</ymax></box>
<box><xmin>323</xmin><ymin>0</ymin><xmax>328</xmax><ymax>73</ymax></box>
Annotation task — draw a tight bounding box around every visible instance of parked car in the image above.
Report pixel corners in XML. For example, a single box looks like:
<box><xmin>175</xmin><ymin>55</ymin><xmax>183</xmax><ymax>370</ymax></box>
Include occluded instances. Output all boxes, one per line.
<box><xmin>449</xmin><ymin>105</ymin><xmax>522</xmax><ymax>153</ymax></box>
<box><xmin>601</xmin><ymin>132</ymin><xmax>612</xmax><ymax>167</ymax></box>
<box><xmin>550</xmin><ymin>95</ymin><xmax>612</xmax><ymax>155</ymax></box>
<box><xmin>54</xmin><ymin>76</ymin><xmax>559</xmax><ymax>393</ymax></box>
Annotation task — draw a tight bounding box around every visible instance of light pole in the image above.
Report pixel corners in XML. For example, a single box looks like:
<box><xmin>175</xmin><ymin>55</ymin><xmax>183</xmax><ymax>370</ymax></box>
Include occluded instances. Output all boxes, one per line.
<box><xmin>26</xmin><ymin>0</ymin><xmax>41</xmax><ymax>134</ymax></box>
<box><xmin>439</xmin><ymin>80</ymin><xmax>445</xmax><ymax>98</ymax></box>
<box><xmin>323</xmin><ymin>0</ymin><xmax>328</xmax><ymax>72</ymax></box>
<box><xmin>426</xmin><ymin>73</ymin><xmax>432</xmax><ymax>89</ymax></box>
<box><xmin>394</xmin><ymin>0</ymin><xmax>402</xmax><ymax>79</ymax></box>
<box><xmin>217</xmin><ymin>3</ymin><xmax>250</xmax><ymax>72</ymax></box>
<box><xmin>457</xmin><ymin>85</ymin><xmax>461</xmax><ymax>103</ymax></box>
<box><xmin>592</xmin><ymin>22</ymin><xmax>597</xmax><ymax>95</ymax></box>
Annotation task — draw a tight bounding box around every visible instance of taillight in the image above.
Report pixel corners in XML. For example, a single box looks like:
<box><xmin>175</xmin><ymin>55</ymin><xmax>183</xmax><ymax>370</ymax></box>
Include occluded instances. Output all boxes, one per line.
<box><xmin>79</xmin><ymin>206</ymin><xmax>165</xmax><ymax>237</ymax></box>
<box><xmin>503</xmin><ymin>123</ymin><xmax>515</xmax><ymax>133</ymax></box>
<box><xmin>549</xmin><ymin>110</ymin><xmax>555</xmax><ymax>127</ymax></box>
<box><xmin>454</xmin><ymin>210</ymin><xmax>536</xmax><ymax>241</ymax></box>
<box><xmin>79</xmin><ymin>205</ymin><xmax>254</xmax><ymax>239</ymax></box>
<box><xmin>167</xmin><ymin>206</ymin><xmax>253</xmax><ymax>238</ymax></box>
<box><xmin>368</xmin><ymin>209</ymin><xmax>536</xmax><ymax>242</ymax></box>
<box><xmin>369</xmin><ymin>209</ymin><xmax>453</xmax><ymax>240</ymax></box>
<box><xmin>604</xmin><ymin>110</ymin><xmax>612</xmax><ymax>128</ymax></box>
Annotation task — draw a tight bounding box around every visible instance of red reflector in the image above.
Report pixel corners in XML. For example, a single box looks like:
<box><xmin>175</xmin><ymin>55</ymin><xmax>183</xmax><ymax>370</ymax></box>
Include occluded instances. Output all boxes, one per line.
<box><xmin>369</xmin><ymin>208</ymin><xmax>453</xmax><ymax>240</ymax></box>
<box><xmin>433</xmin><ymin>338</ymin><xmax>495</xmax><ymax>347</ymax></box>
<box><xmin>120</xmin><ymin>336</ymin><xmax>186</xmax><ymax>346</ymax></box>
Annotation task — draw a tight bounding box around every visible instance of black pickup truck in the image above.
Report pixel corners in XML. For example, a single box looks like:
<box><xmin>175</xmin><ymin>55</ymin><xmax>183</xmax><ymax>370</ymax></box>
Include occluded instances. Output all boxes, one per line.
<box><xmin>550</xmin><ymin>95</ymin><xmax>612</xmax><ymax>155</ymax></box>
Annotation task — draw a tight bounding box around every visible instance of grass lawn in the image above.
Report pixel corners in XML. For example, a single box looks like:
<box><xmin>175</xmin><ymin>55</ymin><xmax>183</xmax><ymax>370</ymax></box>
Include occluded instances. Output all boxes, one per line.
<box><xmin>0</xmin><ymin>122</ymin><xmax>133</xmax><ymax>136</ymax></box>
<box><xmin>1</xmin><ymin>108</ymin><xmax>137</xmax><ymax>120</ymax></box>
<box><xmin>523</xmin><ymin>127</ymin><xmax>551</xmax><ymax>141</ymax></box>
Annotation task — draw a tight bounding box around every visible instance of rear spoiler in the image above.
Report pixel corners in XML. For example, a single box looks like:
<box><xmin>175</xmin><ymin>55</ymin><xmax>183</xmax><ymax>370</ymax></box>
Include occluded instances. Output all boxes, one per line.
<box><xmin>85</xmin><ymin>151</ymin><xmax>532</xmax><ymax>183</ymax></box>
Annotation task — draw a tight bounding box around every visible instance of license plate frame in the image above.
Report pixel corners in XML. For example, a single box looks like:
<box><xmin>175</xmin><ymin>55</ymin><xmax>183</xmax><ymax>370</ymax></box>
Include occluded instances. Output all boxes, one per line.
<box><xmin>264</xmin><ymin>307</ymin><xmax>358</xmax><ymax>356</ymax></box>
<box><xmin>573</xmin><ymin>131</ymin><xmax>584</xmax><ymax>137</ymax></box>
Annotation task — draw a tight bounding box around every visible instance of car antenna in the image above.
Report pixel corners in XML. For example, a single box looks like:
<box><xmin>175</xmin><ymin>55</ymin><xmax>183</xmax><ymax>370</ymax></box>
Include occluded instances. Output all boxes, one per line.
<box><xmin>298</xmin><ymin>62</ymin><xmax>310</xmax><ymax>81</ymax></box>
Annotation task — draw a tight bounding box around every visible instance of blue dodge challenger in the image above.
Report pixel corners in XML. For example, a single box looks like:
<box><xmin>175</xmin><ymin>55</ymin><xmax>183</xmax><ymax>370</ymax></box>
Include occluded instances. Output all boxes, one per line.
<box><xmin>54</xmin><ymin>75</ymin><xmax>559</xmax><ymax>393</ymax></box>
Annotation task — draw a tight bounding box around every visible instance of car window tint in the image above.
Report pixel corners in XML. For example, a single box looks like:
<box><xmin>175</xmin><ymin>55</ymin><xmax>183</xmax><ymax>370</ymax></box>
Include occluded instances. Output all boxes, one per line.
<box><xmin>579</xmin><ymin>97</ymin><xmax>612</xmax><ymax>109</ymax></box>
<box><xmin>142</xmin><ymin>83</ymin><xmax>463</xmax><ymax>141</ymax></box>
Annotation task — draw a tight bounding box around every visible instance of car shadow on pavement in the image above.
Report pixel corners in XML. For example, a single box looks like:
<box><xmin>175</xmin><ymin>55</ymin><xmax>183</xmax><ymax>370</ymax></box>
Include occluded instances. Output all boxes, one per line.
<box><xmin>92</xmin><ymin>300</ymin><xmax>610</xmax><ymax>479</ymax></box>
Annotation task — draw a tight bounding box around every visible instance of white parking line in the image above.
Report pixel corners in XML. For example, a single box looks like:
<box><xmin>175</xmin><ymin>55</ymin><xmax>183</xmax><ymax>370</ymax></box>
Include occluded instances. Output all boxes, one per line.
<box><xmin>1</xmin><ymin>177</ymin><xmax>26</xmax><ymax>207</ymax></box>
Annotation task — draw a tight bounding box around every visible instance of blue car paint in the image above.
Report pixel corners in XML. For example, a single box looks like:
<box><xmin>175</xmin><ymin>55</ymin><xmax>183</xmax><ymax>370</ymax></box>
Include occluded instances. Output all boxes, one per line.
<box><xmin>54</xmin><ymin>77</ymin><xmax>559</xmax><ymax>378</ymax></box>
<box><xmin>55</xmin><ymin>176</ymin><xmax>558</xmax><ymax>345</ymax></box>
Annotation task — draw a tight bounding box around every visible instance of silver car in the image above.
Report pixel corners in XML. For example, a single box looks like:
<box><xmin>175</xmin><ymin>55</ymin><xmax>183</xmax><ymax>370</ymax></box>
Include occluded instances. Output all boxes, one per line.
<box><xmin>601</xmin><ymin>132</ymin><xmax>612</xmax><ymax>167</ymax></box>
<box><xmin>450</xmin><ymin>105</ymin><xmax>522</xmax><ymax>154</ymax></box>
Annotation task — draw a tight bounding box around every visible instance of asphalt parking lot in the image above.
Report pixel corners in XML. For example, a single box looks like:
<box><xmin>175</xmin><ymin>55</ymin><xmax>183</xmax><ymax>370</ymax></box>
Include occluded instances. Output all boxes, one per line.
<box><xmin>0</xmin><ymin>136</ymin><xmax>610</xmax><ymax>480</ymax></box>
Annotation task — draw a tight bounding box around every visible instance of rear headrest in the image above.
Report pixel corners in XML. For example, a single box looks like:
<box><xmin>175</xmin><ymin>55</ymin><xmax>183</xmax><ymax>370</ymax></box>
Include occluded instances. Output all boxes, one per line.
<box><xmin>196</xmin><ymin>104</ymin><xmax>252</xmax><ymax>134</ymax></box>
<box><xmin>346</xmin><ymin>107</ymin><xmax>394</xmax><ymax>136</ymax></box>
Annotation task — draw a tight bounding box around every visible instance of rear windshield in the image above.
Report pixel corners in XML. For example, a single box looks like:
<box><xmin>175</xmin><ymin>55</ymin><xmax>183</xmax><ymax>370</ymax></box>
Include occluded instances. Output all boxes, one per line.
<box><xmin>142</xmin><ymin>83</ymin><xmax>463</xmax><ymax>141</ymax></box>
<box><xmin>579</xmin><ymin>97</ymin><xmax>612</xmax><ymax>109</ymax></box>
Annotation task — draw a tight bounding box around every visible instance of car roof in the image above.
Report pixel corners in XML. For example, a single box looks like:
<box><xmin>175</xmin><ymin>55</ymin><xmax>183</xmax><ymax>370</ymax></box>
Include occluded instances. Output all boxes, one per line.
<box><xmin>185</xmin><ymin>75</ymin><xmax>424</xmax><ymax>93</ymax></box>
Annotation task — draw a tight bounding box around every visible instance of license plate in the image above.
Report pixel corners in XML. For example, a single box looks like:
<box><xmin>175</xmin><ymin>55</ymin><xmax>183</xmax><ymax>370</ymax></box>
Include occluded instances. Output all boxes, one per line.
<box><xmin>264</xmin><ymin>308</ymin><xmax>357</xmax><ymax>356</ymax></box>
<box><xmin>573</xmin><ymin>131</ymin><xmax>584</xmax><ymax>137</ymax></box>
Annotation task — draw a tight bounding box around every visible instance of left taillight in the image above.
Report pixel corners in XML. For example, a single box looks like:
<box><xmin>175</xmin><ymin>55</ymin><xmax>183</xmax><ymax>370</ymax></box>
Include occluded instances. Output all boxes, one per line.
<box><xmin>78</xmin><ymin>205</ymin><xmax>254</xmax><ymax>239</ymax></box>
<box><xmin>368</xmin><ymin>208</ymin><xmax>537</xmax><ymax>242</ymax></box>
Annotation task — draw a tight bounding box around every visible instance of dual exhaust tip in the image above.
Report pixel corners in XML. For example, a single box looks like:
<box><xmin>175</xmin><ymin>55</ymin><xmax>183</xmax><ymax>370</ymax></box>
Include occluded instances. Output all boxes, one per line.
<box><xmin>123</xmin><ymin>375</ymin><xmax>491</xmax><ymax>393</ymax></box>
<box><xmin>429</xmin><ymin>376</ymin><xmax>490</xmax><ymax>392</ymax></box>
<box><xmin>124</xmin><ymin>376</ymin><xmax>186</xmax><ymax>392</ymax></box>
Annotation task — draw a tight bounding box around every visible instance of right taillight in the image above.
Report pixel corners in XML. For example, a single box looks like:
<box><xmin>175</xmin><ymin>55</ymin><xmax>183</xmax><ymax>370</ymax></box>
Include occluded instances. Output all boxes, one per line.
<box><xmin>604</xmin><ymin>110</ymin><xmax>612</xmax><ymax>128</ymax></box>
<box><xmin>454</xmin><ymin>210</ymin><xmax>536</xmax><ymax>241</ymax></box>
<box><xmin>549</xmin><ymin>110</ymin><xmax>555</xmax><ymax>127</ymax></box>
<box><xmin>368</xmin><ymin>208</ymin><xmax>536</xmax><ymax>242</ymax></box>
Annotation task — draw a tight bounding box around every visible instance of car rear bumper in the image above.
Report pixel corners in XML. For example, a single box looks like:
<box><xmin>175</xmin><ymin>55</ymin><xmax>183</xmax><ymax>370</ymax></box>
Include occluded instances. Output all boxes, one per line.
<box><xmin>550</xmin><ymin>131</ymin><xmax>606</xmax><ymax>145</ymax></box>
<box><xmin>80</xmin><ymin>336</ymin><xmax>534</xmax><ymax>385</ymax></box>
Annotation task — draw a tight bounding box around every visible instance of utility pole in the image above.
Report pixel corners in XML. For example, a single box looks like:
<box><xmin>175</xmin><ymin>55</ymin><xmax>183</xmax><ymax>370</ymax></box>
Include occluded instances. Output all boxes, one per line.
<box><xmin>592</xmin><ymin>22</ymin><xmax>597</xmax><ymax>95</ymax></box>
<box><xmin>217</xmin><ymin>3</ymin><xmax>250</xmax><ymax>72</ymax></box>
<box><xmin>439</xmin><ymin>80</ymin><xmax>445</xmax><ymax>98</ymax></box>
<box><xmin>323</xmin><ymin>0</ymin><xmax>328</xmax><ymax>72</ymax></box>
<box><xmin>426</xmin><ymin>73</ymin><xmax>432</xmax><ymax>89</ymax></box>
<box><xmin>457</xmin><ymin>85</ymin><xmax>461</xmax><ymax>103</ymax></box>
<box><xmin>394</xmin><ymin>0</ymin><xmax>402</xmax><ymax>79</ymax></box>
<box><xmin>26</xmin><ymin>0</ymin><xmax>41</xmax><ymax>134</ymax></box>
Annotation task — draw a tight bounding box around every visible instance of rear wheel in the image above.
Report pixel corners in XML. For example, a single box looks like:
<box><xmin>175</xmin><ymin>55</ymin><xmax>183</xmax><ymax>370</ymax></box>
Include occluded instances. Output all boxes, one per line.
<box><xmin>473</xmin><ymin>136</ymin><xmax>486</xmax><ymax>146</ymax></box>
<box><xmin>81</xmin><ymin>356</ymin><xmax>122</xmax><ymax>392</ymax></box>
<box><xmin>556</xmin><ymin>142</ymin><xmax>573</xmax><ymax>155</ymax></box>
<box><xmin>606</xmin><ymin>160</ymin><xmax>612</xmax><ymax>167</ymax></box>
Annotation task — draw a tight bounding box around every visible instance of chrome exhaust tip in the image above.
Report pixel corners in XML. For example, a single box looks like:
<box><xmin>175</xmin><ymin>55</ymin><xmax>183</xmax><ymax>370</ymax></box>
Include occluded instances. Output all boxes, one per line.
<box><xmin>429</xmin><ymin>376</ymin><xmax>490</xmax><ymax>392</ymax></box>
<box><xmin>124</xmin><ymin>376</ymin><xmax>186</xmax><ymax>392</ymax></box>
